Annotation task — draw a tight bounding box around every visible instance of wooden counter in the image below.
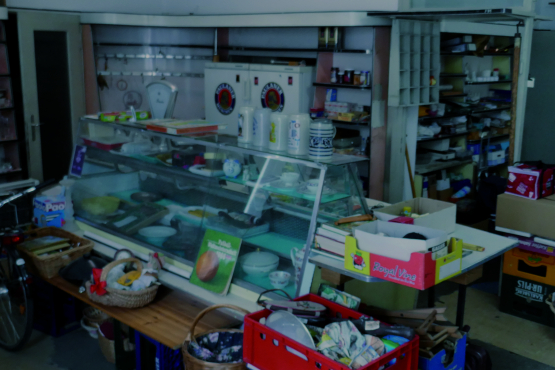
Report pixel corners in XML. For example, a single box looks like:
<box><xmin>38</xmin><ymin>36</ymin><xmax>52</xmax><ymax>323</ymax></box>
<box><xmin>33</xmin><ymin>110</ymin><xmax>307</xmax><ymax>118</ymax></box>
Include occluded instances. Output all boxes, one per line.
<box><xmin>47</xmin><ymin>276</ymin><xmax>241</xmax><ymax>350</ymax></box>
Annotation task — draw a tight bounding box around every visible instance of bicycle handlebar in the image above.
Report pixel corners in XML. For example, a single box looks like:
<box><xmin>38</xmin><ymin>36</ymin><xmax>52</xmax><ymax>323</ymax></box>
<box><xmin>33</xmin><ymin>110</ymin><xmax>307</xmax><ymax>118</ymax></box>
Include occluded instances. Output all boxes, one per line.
<box><xmin>0</xmin><ymin>179</ymin><xmax>56</xmax><ymax>209</ymax></box>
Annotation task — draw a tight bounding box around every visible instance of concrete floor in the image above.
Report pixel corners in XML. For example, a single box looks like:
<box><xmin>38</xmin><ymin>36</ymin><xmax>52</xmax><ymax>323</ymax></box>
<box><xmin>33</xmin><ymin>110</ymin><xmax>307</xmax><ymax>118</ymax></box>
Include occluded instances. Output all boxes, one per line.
<box><xmin>0</xmin><ymin>329</ymin><xmax>114</xmax><ymax>370</ymax></box>
<box><xmin>1</xmin><ymin>317</ymin><xmax>553</xmax><ymax>370</ymax></box>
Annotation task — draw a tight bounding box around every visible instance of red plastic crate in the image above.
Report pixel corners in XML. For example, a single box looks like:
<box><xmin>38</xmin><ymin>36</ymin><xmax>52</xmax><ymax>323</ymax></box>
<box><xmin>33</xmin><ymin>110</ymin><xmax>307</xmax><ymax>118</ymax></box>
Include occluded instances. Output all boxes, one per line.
<box><xmin>243</xmin><ymin>294</ymin><xmax>419</xmax><ymax>370</ymax></box>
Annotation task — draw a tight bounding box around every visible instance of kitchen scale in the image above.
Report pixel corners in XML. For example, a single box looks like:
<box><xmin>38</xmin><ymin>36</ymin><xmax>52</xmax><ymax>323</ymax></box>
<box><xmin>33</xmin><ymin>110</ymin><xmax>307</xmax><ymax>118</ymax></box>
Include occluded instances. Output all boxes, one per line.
<box><xmin>145</xmin><ymin>81</ymin><xmax>178</xmax><ymax>119</ymax></box>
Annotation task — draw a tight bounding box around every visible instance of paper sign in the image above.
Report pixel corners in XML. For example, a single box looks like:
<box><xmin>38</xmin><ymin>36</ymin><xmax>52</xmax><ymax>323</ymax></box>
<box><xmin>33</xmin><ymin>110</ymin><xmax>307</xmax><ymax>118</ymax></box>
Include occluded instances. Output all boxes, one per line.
<box><xmin>190</xmin><ymin>229</ymin><xmax>242</xmax><ymax>295</ymax></box>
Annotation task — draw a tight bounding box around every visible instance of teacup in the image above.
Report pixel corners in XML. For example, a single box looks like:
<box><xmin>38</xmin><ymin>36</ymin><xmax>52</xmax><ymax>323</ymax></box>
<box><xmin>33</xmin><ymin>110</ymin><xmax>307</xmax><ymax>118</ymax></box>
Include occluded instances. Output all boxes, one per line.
<box><xmin>269</xmin><ymin>271</ymin><xmax>291</xmax><ymax>289</ymax></box>
<box><xmin>306</xmin><ymin>178</ymin><xmax>319</xmax><ymax>194</ymax></box>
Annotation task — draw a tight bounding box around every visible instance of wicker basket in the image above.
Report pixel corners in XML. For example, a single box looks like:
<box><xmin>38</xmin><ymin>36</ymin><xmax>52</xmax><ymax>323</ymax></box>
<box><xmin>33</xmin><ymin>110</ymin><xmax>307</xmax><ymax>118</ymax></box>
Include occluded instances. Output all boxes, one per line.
<box><xmin>18</xmin><ymin>227</ymin><xmax>94</xmax><ymax>279</ymax></box>
<box><xmin>98</xmin><ymin>329</ymin><xmax>116</xmax><ymax>364</ymax></box>
<box><xmin>83</xmin><ymin>306</ymin><xmax>111</xmax><ymax>327</ymax></box>
<box><xmin>182</xmin><ymin>304</ymin><xmax>250</xmax><ymax>370</ymax></box>
<box><xmin>86</xmin><ymin>258</ymin><xmax>158</xmax><ymax>309</ymax></box>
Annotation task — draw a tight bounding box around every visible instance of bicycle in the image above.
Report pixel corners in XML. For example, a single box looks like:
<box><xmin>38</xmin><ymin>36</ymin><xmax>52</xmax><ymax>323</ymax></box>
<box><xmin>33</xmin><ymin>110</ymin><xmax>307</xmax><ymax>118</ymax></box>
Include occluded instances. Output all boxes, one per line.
<box><xmin>0</xmin><ymin>179</ymin><xmax>54</xmax><ymax>351</ymax></box>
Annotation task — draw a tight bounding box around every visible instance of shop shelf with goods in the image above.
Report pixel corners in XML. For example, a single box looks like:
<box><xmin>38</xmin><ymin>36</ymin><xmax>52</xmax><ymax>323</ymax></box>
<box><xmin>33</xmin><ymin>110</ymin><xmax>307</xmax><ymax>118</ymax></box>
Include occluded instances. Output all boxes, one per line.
<box><xmin>0</xmin><ymin>18</ymin><xmax>27</xmax><ymax>182</ymax></box>
<box><xmin>72</xmin><ymin>117</ymin><xmax>370</xmax><ymax>300</ymax></box>
<box><xmin>411</xmin><ymin>33</ymin><xmax>515</xmax><ymax>204</ymax></box>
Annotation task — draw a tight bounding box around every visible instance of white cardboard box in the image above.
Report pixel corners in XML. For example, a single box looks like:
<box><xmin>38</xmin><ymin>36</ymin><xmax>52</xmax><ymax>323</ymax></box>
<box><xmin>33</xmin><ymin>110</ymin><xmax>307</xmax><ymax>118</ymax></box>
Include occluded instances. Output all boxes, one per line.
<box><xmin>354</xmin><ymin>221</ymin><xmax>449</xmax><ymax>262</ymax></box>
<box><xmin>374</xmin><ymin>198</ymin><xmax>456</xmax><ymax>234</ymax></box>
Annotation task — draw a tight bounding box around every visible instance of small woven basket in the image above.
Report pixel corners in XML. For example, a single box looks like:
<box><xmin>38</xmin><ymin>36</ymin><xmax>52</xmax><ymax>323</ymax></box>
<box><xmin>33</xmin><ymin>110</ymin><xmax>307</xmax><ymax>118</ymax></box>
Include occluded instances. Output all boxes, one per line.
<box><xmin>18</xmin><ymin>227</ymin><xmax>94</xmax><ymax>279</ymax></box>
<box><xmin>83</xmin><ymin>306</ymin><xmax>111</xmax><ymax>327</ymax></box>
<box><xmin>182</xmin><ymin>304</ymin><xmax>250</xmax><ymax>370</ymax></box>
<box><xmin>86</xmin><ymin>258</ymin><xmax>158</xmax><ymax>309</ymax></box>
<box><xmin>98</xmin><ymin>329</ymin><xmax>116</xmax><ymax>364</ymax></box>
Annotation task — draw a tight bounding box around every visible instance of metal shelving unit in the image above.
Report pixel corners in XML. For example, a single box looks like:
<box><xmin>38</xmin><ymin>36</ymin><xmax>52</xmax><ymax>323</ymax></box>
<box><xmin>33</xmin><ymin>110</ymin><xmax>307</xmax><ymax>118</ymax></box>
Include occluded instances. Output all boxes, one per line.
<box><xmin>465</xmin><ymin>80</ymin><xmax>512</xmax><ymax>85</ymax></box>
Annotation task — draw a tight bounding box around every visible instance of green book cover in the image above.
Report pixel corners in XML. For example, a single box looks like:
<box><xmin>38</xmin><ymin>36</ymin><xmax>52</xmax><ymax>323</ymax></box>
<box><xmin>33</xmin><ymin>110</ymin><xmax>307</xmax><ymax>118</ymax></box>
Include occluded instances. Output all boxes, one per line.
<box><xmin>190</xmin><ymin>229</ymin><xmax>242</xmax><ymax>295</ymax></box>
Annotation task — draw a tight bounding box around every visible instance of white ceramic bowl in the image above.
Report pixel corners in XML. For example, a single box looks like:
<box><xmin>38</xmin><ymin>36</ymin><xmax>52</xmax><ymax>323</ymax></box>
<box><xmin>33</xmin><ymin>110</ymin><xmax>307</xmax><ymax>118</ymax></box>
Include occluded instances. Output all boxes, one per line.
<box><xmin>138</xmin><ymin>226</ymin><xmax>177</xmax><ymax>245</ymax></box>
<box><xmin>280</xmin><ymin>172</ymin><xmax>300</xmax><ymax>185</ymax></box>
<box><xmin>241</xmin><ymin>260</ymin><xmax>279</xmax><ymax>276</ymax></box>
<box><xmin>269</xmin><ymin>271</ymin><xmax>291</xmax><ymax>289</ymax></box>
<box><xmin>240</xmin><ymin>251</ymin><xmax>280</xmax><ymax>276</ymax></box>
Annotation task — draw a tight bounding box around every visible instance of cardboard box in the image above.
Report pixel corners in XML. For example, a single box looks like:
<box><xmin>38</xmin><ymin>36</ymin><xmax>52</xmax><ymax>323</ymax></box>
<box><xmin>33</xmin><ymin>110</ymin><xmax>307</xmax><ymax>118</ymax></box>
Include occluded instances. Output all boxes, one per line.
<box><xmin>419</xmin><ymin>333</ymin><xmax>467</xmax><ymax>370</ymax></box>
<box><xmin>496</xmin><ymin>193</ymin><xmax>555</xmax><ymax>240</ymax></box>
<box><xmin>354</xmin><ymin>221</ymin><xmax>449</xmax><ymax>261</ymax></box>
<box><xmin>374</xmin><ymin>198</ymin><xmax>456</xmax><ymax>234</ymax></box>
<box><xmin>344</xmin><ymin>235</ymin><xmax>462</xmax><ymax>290</ymax></box>
<box><xmin>438</xmin><ymin>188</ymin><xmax>453</xmax><ymax>202</ymax></box>
<box><xmin>33</xmin><ymin>196</ymin><xmax>65</xmax><ymax>228</ymax></box>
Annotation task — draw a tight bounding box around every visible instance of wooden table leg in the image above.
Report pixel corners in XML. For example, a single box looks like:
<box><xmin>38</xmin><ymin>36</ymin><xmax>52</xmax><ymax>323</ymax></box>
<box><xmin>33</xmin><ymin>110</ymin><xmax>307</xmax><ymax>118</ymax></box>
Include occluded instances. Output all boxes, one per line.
<box><xmin>456</xmin><ymin>285</ymin><xmax>467</xmax><ymax>329</ymax></box>
<box><xmin>427</xmin><ymin>285</ymin><xmax>436</xmax><ymax>308</ymax></box>
<box><xmin>114</xmin><ymin>320</ymin><xmax>136</xmax><ymax>370</ymax></box>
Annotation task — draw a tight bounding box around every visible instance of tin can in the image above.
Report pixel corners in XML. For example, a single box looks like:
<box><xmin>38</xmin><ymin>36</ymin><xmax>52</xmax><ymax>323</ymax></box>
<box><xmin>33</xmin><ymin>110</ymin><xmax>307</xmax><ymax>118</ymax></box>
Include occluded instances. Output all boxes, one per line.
<box><xmin>353</xmin><ymin>71</ymin><xmax>362</xmax><ymax>85</ymax></box>
<box><xmin>362</xmin><ymin>71</ymin><xmax>370</xmax><ymax>86</ymax></box>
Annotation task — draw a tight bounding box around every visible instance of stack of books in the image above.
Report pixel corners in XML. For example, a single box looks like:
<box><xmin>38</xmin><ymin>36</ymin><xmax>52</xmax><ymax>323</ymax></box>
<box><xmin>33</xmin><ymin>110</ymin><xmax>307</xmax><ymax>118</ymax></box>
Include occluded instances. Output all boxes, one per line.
<box><xmin>314</xmin><ymin>220</ymin><xmax>372</xmax><ymax>257</ymax></box>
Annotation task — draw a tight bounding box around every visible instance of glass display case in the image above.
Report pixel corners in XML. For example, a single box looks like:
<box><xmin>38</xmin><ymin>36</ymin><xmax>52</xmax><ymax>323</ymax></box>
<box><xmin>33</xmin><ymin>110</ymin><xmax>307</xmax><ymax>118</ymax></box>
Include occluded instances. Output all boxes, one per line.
<box><xmin>71</xmin><ymin>117</ymin><xmax>369</xmax><ymax>297</ymax></box>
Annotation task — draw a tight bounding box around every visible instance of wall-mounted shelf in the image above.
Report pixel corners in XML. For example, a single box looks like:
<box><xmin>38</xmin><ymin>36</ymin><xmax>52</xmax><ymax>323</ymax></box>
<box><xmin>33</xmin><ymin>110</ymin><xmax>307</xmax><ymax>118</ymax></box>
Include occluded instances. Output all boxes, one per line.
<box><xmin>95</xmin><ymin>42</ymin><xmax>214</xmax><ymax>49</ymax></box>
<box><xmin>415</xmin><ymin>159</ymin><xmax>473</xmax><ymax>175</ymax></box>
<box><xmin>417</xmin><ymin>130</ymin><xmax>473</xmax><ymax>142</ymax></box>
<box><xmin>440</xmin><ymin>73</ymin><xmax>467</xmax><ymax>78</ymax></box>
<box><xmin>418</xmin><ymin>105</ymin><xmax>511</xmax><ymax>123</ymax></box>
<box><xmin>465</xmin><ymin>80</ymin><xmax>512</xmax><ymax>85</ymax></box>
<box><xmin>331</xmin><ymin>119</ymin><xmax>369</xmax><ymax>126</ymax></box>
<box><xmin>467</xmin><ymin>133</ymin><xmax>510</xmax><ymax>144</ymax></box>
<box><xmin>440</xmin><ymin>93</ymin><xmax>468</xmax><ymax>99</ymax></box>
<box><xmin>220</xmin><ymin>46</ymin><xmax>371</xmax><ymax>54</ymax></box>
<box><xmin>441</xmin><ymin>52</ymin><xmax>512</xmax><ymax>57</ymax></box>
<box><xmin>313</xmin><ymin>82</ymin><xmax>371</xmax><ymax>90</ymax></box>
<box><xmin>96</xmin><ymin>53</ymin><xmax>212</xmax><ymax>61</ymax></box>
<box><xmin>97</xmin><ymin>71</ymin><xmax>204</xmax><ymax>78</ymax></box>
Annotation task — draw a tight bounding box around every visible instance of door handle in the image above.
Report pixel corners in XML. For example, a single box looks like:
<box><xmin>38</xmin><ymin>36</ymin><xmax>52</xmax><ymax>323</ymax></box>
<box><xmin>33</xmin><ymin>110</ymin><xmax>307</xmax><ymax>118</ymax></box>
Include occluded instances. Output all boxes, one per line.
<box><xmin>30</xmin><ymin>114</ymin><xmax>43</xmax><ymax>141</ymax></box>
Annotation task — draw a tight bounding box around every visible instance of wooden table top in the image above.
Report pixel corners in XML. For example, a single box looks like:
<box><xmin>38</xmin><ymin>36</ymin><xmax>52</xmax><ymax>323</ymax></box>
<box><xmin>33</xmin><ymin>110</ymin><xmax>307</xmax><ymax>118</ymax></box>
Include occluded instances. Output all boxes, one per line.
<box><xmin>48</xmin><ymin>276</ymin><xmax>241</xmax><ymax>350</ymax></box>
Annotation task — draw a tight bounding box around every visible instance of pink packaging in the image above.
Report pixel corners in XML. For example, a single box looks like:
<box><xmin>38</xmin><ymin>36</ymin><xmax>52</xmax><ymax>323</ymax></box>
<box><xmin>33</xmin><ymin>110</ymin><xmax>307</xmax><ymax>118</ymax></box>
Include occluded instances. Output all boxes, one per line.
<box><xmin>506</xmin><ymin>164</ymin><xmax>554</xmax><ymax>200</ymax></box>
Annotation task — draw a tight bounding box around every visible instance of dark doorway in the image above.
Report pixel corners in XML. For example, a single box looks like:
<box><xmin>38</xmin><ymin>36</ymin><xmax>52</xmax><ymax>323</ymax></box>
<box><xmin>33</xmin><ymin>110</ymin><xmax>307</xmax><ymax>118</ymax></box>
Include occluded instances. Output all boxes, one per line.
<box><xmin>34</xmin><ymin>31</ymin><xmax>72</xmax><ymax>181</ymax></box>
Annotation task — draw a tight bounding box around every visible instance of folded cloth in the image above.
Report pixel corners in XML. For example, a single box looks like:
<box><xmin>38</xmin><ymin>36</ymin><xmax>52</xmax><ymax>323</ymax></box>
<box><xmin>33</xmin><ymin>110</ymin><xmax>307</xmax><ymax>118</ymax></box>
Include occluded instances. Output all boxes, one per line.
<box><xmin>188</xmin><ymin>332</ymin><xmax>243</xmax><ymax>364</ymax></box>
<box><xmin>317</xmin><ymin>321</ymin><xmax>384</xmax><ymax>369</ymax></box>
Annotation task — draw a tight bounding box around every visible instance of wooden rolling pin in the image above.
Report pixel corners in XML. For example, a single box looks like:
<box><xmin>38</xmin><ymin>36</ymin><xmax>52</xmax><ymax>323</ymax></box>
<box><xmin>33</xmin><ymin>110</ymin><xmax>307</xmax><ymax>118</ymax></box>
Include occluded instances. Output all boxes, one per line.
<box><xmin>463</xmin><ymin>242</ymin><xmax>485</xmax><ymax>252</ymax></box>
<box><xmin>335</xmin><ymin>214</ymin><xmax>375</xmax><ymax>226</ymax></box>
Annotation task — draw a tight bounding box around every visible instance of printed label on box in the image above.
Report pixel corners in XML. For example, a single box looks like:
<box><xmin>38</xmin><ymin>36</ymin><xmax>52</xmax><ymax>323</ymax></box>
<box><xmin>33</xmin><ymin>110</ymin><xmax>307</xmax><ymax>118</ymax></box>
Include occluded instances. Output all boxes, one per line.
<box><xmin>516</xmin><ymin>279</ymin><xmax>544</xmax><ymax>302</ymax></box>
<box><xmin>345</xmin><ymin>237</ymin><xmax>370</xmax><ymax>275</ymax></box>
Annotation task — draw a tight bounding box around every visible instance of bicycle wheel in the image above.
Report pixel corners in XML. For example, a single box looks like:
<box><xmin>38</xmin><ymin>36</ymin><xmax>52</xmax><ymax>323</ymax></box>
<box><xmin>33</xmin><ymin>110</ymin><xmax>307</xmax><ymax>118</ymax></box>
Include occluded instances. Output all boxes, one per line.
<box><xmin>0</xmin><ymin>249</ymin><xmax>33</xmax><ymax>351</ymax></box>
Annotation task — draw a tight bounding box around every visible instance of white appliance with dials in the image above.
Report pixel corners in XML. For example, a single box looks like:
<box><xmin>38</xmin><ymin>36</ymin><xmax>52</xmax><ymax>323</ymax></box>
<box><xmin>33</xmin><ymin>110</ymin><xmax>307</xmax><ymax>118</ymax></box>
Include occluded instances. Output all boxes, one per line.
<box><xmin>205</xmin><ymin>63</ymin><xmax>314</xmax><ymax>136</ymax></box>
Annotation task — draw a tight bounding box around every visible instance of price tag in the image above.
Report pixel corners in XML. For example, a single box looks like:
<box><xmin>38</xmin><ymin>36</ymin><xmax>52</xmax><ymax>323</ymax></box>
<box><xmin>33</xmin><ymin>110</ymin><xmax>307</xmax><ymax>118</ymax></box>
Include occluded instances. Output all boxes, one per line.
<box><xmin>365</xmin><ymin>320</ymin><xmax>380</xmax><ymax>331</ymax></box>
<box><xmin>70</xmin><ymin>145</ymin><xmax>87</xmax><ymax>177</ymax></box>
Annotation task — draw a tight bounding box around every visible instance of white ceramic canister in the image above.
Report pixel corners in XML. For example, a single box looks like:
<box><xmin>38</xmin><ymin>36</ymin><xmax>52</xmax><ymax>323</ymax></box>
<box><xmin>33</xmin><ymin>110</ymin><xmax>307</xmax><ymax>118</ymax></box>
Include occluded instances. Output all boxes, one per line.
<box><xmin>288</xmin><ymin>113</ymin><xmax>311</xmax><ymax>156</ymax></box>
<box><xmin>309</xmin><ymin>119</ymin><xmax>336</xmax><ymax>161</ymax></box>
<box><xmin>269</xmin><ymin>113</ymin><xmax>289</xmax><ymax>151</ymax></box>
<box><xmin>238</xmin><ymin>106</ymin><xmax>255</xmax><ymax>144</ymax></box>
<box><xmin>253</xmin><ymin>108</ymin><xmax>272</xmax><ymax>148</ymax></box>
